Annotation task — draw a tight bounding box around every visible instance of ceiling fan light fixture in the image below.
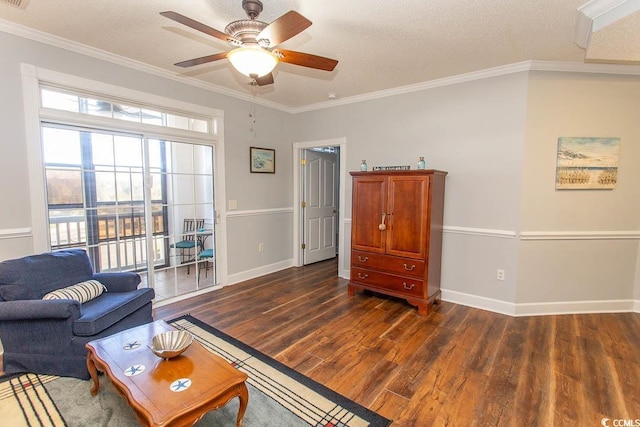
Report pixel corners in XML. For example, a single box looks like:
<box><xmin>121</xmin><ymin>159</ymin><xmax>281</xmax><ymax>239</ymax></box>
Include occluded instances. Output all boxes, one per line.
<box><xmin>228</xmin><ymin>46</ymin><xmax>278</xmax><ymax>78</ymax></box>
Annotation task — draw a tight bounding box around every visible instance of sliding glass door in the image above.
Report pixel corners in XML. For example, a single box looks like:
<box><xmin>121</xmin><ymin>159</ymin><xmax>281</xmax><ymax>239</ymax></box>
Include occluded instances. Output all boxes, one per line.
<box><xmin>42</xmin><ymin>124</ymin><xmax>216</xmax><ymax>301</ymax></box>
<box><xmin>148</xmin><ymin>139</ymin><xmax>216</xmax><ymax>298</ymax></box>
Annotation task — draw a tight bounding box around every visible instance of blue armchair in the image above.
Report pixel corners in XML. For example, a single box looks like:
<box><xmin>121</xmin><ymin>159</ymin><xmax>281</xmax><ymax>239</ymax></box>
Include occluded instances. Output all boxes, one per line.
<box><xmin>0</xmin><ymin>249</ymin><xmax>154</xmax><ymax>379</ymax></box>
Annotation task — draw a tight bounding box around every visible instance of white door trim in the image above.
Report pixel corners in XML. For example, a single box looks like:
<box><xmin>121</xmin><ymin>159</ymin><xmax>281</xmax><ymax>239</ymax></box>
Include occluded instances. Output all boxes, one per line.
<box><xmin>20</xmin><ymin>63</ymin><xmax>228</xmax><ymax>287</ymax></box>
<box><xmin>292</xmin><ymin>138</ymin><xmax>347</xmax><ymax>273</ymax></box>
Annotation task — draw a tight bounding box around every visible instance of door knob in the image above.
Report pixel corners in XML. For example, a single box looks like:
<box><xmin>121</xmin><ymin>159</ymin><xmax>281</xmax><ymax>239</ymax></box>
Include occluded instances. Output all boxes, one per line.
<box><xmin>378</xmin><ymin>213</ymin><xmax>387</xmax><ymax>231</ymax></box>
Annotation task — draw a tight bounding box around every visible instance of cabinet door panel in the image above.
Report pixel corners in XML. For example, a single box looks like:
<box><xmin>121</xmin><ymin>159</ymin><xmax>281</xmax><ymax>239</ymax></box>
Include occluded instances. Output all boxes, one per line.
<box><xmin>351</xmin><ymin>176</ymin><xmax>387</xmax><ymax>253</ymax></box>
<box><xmin>386</xmin><ymin>176</ymin><xmax>429</xmax><ymax>259</ymax></box>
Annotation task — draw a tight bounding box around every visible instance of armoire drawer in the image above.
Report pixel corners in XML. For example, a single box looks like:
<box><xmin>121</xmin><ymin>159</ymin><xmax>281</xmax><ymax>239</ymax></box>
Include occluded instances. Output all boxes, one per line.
<box><xmin>351</xmin><ymin>250</ymin><xmax>425</xmax><ymax>277</ymax></box>
<box><xmin>351</xmin><ymin>267</ymin><xmax>425</xmax><ymax>297</ymax></box>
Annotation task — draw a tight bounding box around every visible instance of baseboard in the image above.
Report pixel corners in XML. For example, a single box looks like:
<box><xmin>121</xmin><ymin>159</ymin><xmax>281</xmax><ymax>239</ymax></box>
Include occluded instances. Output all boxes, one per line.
<box><xmin>441</xmin><ymin>288</ymin><xmax>638</xmax><ymax>317</ymax></box>
<box><xmin>153</xmin><ymin>285</ymin><xmax>222</xmax><ymax>308</ymax></box>
<box><xmin>224</xmin><ymin>259</ymin><xmax>294</xmax><ymax>286</ymax></box>
<box><xmin>440</xmin><ymin>289</ymin><xmax>516</xmax><ymax>316</ymax></box>
<box><xmin>515</xmin><ymin>299</ymin><xmax>635</xmax><ymax>316</ymax></box>
<box><xmin>339</xmin><ymin>268</ymin><xmax>349</xmax><ymax>280</ymax></box>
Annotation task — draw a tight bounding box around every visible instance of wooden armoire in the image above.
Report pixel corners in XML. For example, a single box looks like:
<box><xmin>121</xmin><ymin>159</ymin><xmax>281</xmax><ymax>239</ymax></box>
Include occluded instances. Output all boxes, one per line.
<box><xmin>348</xmin><ymin>170</ymin><xmax>447</xmax><ymax>316</ymax></box>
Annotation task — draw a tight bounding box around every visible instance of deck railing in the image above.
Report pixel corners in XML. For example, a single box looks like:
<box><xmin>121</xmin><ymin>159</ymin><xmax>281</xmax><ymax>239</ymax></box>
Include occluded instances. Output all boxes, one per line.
<box><xmin>49</xmin><ymin>211</ymin><xmax>167</xmax><ymax>271</ymax></box>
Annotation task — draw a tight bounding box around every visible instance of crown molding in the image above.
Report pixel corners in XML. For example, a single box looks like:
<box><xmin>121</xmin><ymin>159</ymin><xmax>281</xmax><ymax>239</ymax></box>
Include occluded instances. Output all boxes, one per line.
<box><xmin>0</xmin><ymin>18</ymin><xmax>293</xmax><ymax>113</ymax></box>
<box><xmin>2</xmin><ymin>18</ymin><xmax>640</xmax><ymax>115</ymax></box>
<box><xmin>528</xmin><ymin>59</ymin><xmax>640</xmax><ymax>74</ymax></box>
<box><xmin>293</xmin><ymin>61</ymin><xmax>533</xmax><ymax>113</ymax></box>
<box><xmin>293</xmin><ymin>60</ymin><xmax>640</xmax><ymax>113</ymax></box>
<box><xmin>575</xmin><ymin>0</ymin><xmax>640</xmax><ymax>49</ymax></box>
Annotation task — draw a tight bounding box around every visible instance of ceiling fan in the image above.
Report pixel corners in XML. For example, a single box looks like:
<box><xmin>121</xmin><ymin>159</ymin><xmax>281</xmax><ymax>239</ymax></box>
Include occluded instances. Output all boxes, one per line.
<box><xmin>160</xmin><ymin>0</ymin><xmax>338</xmax><ymax>86</ymax></box>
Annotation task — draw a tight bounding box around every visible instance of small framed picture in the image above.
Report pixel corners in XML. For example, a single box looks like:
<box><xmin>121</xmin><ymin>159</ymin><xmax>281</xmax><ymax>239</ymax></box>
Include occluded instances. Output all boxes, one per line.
<box><xmin>250</xmin><ymin>147</ymin><xmax>275</xmax><ymax>173</ymax></box>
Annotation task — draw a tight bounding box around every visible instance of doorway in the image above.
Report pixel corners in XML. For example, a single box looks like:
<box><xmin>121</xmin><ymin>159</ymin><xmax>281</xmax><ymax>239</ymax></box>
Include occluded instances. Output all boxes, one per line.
<box><xmin>302</xmin><ymin>148</ymin><xmax>338</xmax><ymax>265</ymax></box>
<box><xmin>292</xmin><ymin>138</ymin><xmax>348</xmax><ymax>278</ymax></box>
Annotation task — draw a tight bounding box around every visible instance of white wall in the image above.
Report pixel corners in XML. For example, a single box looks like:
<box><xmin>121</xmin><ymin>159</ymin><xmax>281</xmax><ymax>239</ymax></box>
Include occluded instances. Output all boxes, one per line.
<box><xmin>2</xmin><ymin>29</ymin><xmax>639</xmax><ymax>314</ymax></box>
<box><xmin>0</xmin><ymin>31</ymin><xmax>295</xmax><ymax>281</ymax></box>
<box><xmin>291</xmin><ymin>73</ymin><xmax>530</xmax><ymax>305</ymax></box>
<box><xmin>292</xmin><ymin>70</ymin><xmax>640</xmax><ymax>314</ymax></box>
<box><xmin>517</xmin><ymin>72</ymin><xmax>640</xmax><ymax>310</ymax></box>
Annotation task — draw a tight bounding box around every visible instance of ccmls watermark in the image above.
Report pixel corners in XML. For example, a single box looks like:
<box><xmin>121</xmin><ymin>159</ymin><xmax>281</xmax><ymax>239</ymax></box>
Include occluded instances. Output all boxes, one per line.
<box><xmin>601</xmin><ymin>418</ymin><xmax>640</xmax><ymax>427</ymax></box>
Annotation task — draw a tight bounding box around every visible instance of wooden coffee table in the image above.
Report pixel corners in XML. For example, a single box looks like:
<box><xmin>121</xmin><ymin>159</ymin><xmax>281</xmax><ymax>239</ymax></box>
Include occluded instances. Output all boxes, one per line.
<box><xmin>86</xmin><ymin>320</ymin><xmax>248</xmax><ymax>427</ymax></box>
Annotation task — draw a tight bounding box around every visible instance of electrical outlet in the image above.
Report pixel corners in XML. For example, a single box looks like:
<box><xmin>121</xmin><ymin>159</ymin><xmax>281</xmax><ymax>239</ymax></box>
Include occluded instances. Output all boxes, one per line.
<box><xmin>258</xmin><ymin>243</ymin><xmax>264</xmax><ymax>253</ymax></box>
<box><xmin>496</xmin><ymin>269</ymin><xmax>505</xmax><ymax>281</ymax></box>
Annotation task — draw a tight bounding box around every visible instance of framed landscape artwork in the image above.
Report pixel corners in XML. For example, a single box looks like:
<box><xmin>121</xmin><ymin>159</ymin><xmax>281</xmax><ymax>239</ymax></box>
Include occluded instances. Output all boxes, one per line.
<box><xmin>555</xmin><ymin>137</ymin><xmax>620</xmax><ymax>190</ymax></box>
<box><xmin>250</xmin><ymin>147</ymin><xmax>275</xmax><ymax>173</ymax></box>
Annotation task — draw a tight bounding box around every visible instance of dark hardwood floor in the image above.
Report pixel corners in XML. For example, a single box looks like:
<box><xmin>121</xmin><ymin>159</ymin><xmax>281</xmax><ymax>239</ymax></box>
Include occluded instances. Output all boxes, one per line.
<box><xmin>154</xmin><ymin>258</ymin><xmax>640</xmax><ymax>426</ymax></box>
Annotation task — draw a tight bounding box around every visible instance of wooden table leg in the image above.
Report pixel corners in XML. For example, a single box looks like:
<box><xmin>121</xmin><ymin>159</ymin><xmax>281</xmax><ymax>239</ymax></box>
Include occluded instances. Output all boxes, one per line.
<box><xmin>86</xmin><ymin>352</ymin><xmax>100</xmax><ymax>396</ymax></box>
<box><xmin>236</xmin><ymin>383</ymin><xmax>249</xmax><ymax>427</ymax></box>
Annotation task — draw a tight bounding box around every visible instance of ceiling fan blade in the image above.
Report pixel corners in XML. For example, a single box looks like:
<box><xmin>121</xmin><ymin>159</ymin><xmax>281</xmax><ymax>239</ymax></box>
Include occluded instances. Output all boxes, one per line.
<box><xmin>257</xmin><ymin>11</ymin><xmax>311</xmax><ymax>47</ymax></box>
<box><xmin>174</xmin><ymin>52</ymin><xmax>228</xmax><ymax>68</ymax></box>
<box><xmin>160</xmin><ymin>11</ymin><xmax>241</xmax><ymax>45</ymax></box>
<box><xmin>274</xmin><ymin>49</ymin><xmax>338</xmax><ymax>71</ymax></box>
<box><xmin>254</xmin><ymin>73</ymin><xmax>275</xmax><ymax>86</ymax></box>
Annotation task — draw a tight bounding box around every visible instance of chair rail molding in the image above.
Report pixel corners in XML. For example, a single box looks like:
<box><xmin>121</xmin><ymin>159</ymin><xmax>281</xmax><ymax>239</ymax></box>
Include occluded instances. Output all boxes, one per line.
<box><xmin>443</xmin><ymin>225</ymin><xmax>517</xmax><ymax>239</ymax></box>
<box><xmin>226</xmin><ymin>207</ymin><xmax>293</xmax><ymax>218</ymax></box>
<box><xmin>0</xmin><ymin>227</ymin><xmax>32</xmax><ymax>240</ymax></box>
<box><xmin>444</xmin><ymin>228</ymin><xmax>640</xmax><ymax>240</ymax></box>
<box><xmin>520</xmin><ymin>230</ymin><xmax>640</xmax><ymax>240</ymax></box>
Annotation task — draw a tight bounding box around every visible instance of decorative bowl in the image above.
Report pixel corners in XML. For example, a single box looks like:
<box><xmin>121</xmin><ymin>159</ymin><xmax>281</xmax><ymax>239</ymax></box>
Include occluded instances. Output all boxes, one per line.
<box><xmin>148</xmin><ymin>331</ymin><xmax>193</xmax><ymax>360</ymax></box>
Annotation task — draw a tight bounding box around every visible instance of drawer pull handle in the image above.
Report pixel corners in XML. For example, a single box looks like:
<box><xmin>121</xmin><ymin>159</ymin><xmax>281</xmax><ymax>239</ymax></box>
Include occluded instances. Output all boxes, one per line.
<box><xmin>358</xmin><ymin>273</ymin><xmax>369</xmax><ymax>279</ymax></box>
<box><xmin>358</xmin><ymin>256</ymin><xmax>369</xmax><ymax>262</ymax></box>
<box><xmin>403</xmin><ymin>264</ymin><xmax>416</xmax><ymax>271</ymax></box>
<box><xmin>403</xmin><ymin>282</ymin><xmax>415</xmax><ymax>290</ymax></box>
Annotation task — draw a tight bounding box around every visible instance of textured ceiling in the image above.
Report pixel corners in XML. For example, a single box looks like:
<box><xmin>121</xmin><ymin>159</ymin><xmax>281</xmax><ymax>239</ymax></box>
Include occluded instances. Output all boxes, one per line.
<box><xmin>0</xmin><ymin>0</ymin><xmax>637</xmax><ymax>109</ymax></box>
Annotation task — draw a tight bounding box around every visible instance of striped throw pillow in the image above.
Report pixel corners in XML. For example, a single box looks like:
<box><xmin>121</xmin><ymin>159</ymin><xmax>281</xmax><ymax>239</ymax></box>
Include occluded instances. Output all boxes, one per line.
<box><xmin>42</xmin><ymin>280</ymin><xmax>106</xmax><ymax>303</ymax></box>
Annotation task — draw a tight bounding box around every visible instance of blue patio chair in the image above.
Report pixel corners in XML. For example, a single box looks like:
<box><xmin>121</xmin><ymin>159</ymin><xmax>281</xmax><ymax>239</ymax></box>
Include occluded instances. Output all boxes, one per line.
<box><xmin>170</xmin><ymin>218</ymin><xmax>204</xmax><ymax>274</ymax></box>
<box><xmin>198</xmin><ymin>248</ymin><xmax>214</xmax><ymax>278</ymax></box>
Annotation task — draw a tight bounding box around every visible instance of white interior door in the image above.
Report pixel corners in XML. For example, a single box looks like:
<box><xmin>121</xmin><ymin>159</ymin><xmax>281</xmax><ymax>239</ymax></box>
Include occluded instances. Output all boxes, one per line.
<box><xmin>303</xmin><ymin>150</ymin><xmax>337</xmax><ymax>264</ymax></box>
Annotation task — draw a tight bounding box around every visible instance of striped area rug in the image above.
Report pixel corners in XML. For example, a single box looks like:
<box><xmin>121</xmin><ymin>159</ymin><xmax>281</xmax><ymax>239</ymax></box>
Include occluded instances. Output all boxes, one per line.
<box><xmin>0</xmin><ymin>374</ymin><xmax>63</xmax><ymax>427</ymax></box>
<box><xmin>1</xmin><ymin>315</ymin><xmax>390</xmax><ymax>427</ymax></box>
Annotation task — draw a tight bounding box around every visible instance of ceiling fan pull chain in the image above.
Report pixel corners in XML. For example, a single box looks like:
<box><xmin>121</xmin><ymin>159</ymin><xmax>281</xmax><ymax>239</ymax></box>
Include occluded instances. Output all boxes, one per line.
<box><xmin>249</xmin><ymin>84</ymin><xmax>257</xmax><ymax>135</ymax></box>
